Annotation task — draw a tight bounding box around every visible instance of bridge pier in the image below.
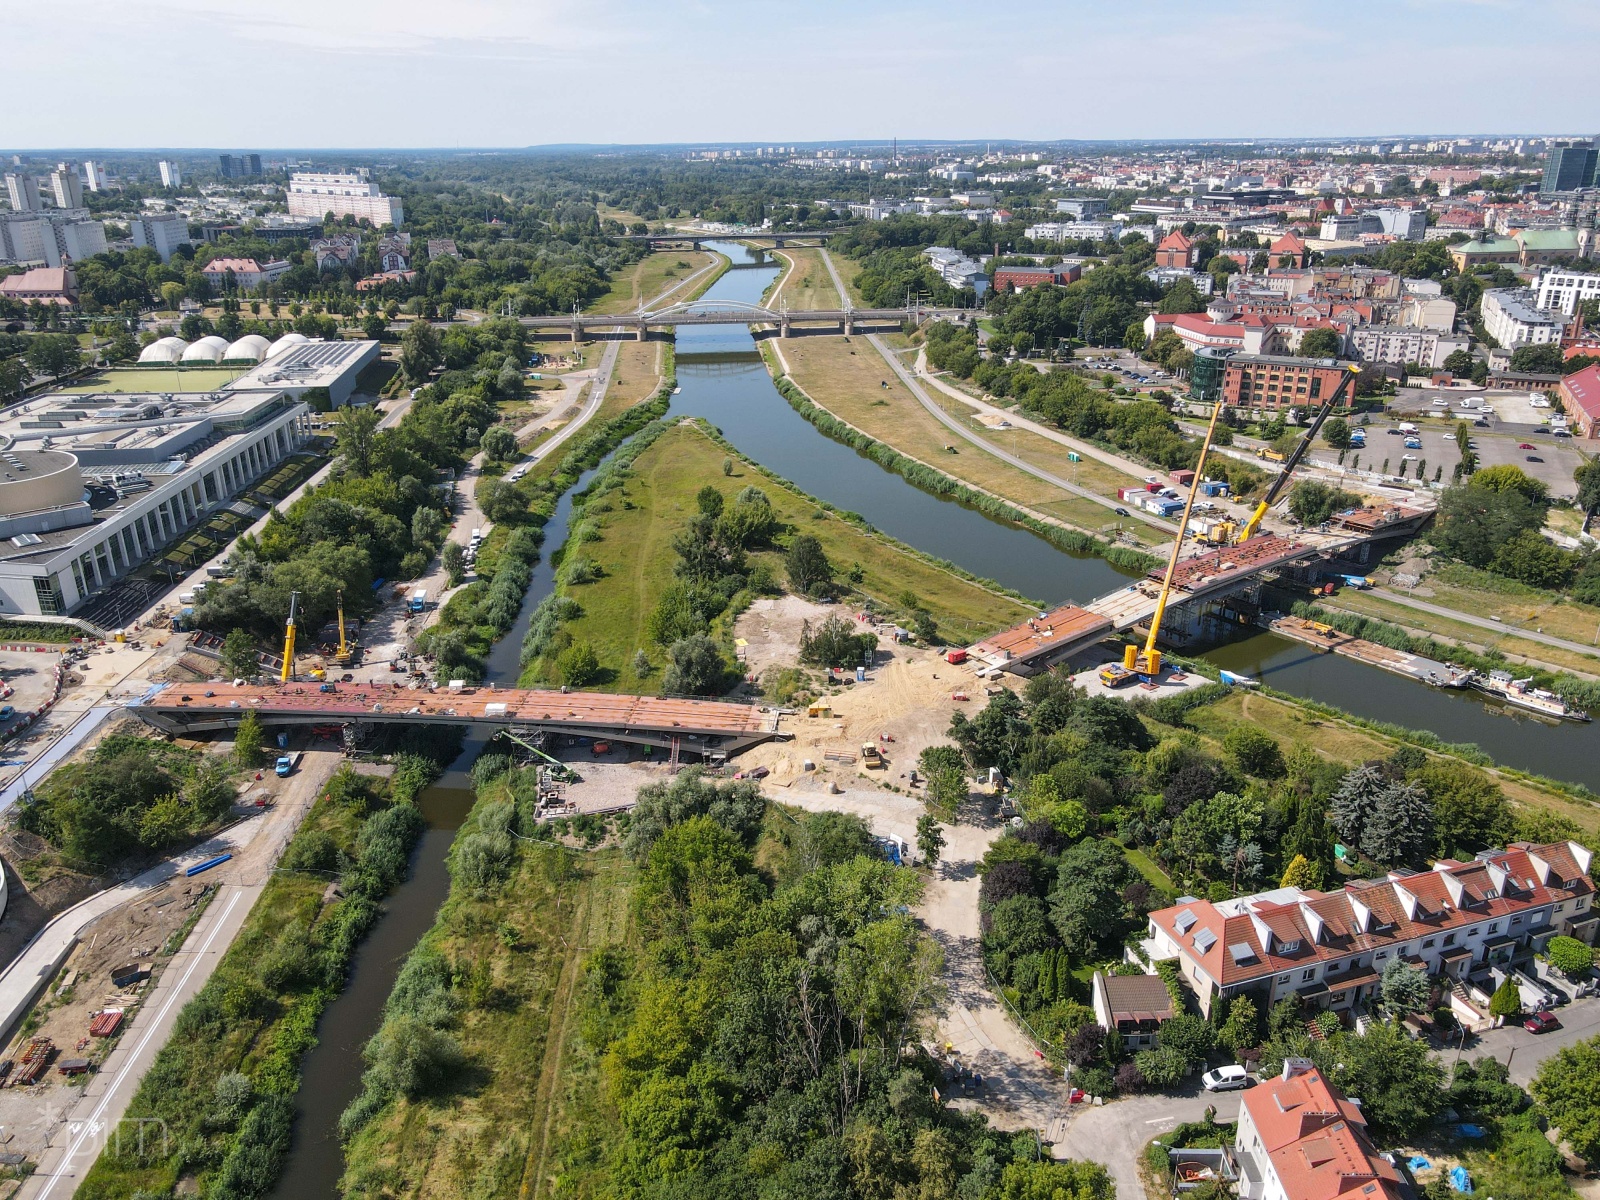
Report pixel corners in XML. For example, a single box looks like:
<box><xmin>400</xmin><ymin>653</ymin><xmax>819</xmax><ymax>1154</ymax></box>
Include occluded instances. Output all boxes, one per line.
<box><xmin>843</xmin><ymin>313</ymin><xmax>855</xmax><ymax>336</ymax></box>
<box><xmin>780</xmin><ymin>315</ymin><xmax>791</xmax><ymax>339</ymax></box>
<box><xmin>635</xmin><ymin>319</ymin><xmax>647</xmax><ymax>341</ymax></box>
<box><xmin>571</xmin><ymin>321</ymin><xmax>583</xmax><ymax>343</ymax></box>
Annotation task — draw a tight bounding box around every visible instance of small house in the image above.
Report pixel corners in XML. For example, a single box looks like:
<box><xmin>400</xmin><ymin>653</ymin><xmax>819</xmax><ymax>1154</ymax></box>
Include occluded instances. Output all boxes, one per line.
<box><xmin>1091</xmin><ymin>971</ymin><xmax>1175</xmax><ymax>1050</ymax></box>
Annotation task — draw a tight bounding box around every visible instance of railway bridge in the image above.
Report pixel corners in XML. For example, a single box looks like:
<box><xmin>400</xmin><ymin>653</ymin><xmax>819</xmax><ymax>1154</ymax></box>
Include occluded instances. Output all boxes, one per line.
<box><xmin>135</xmin><ymin>682</ymin><xmax>785</xmax><ymax>760</ymax></box>
<box><xmin>521</xmin><ymin>298</ymin><xmax>925</xmax><ymax>341</ymax></box>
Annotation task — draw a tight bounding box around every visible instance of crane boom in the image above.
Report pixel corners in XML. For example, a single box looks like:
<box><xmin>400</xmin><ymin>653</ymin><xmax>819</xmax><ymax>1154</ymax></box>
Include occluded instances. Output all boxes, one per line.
<box><xmin>1235</xmin><ymin>364</ymin><xmax>1362</xmax><ymax>544</ymax></box>
<box><xmin>279</xmin><ymin>590</ymin><xmax>299</xmax><ymax>684</ymax></box>
<box><xmin>335</xmin><ymin>589</ymin><xmax>350</xmax><ymax>663</ymax></box>
<box><xmin>1122</xmin><ymin>396</ymin><xmax>1228</xmax><ymax>679</ymax></box>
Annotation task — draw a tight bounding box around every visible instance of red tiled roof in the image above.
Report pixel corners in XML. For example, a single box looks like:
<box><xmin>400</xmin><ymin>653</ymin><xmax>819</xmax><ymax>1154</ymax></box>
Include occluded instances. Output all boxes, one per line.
<box><xmin>202</xmin><ymin>257</ymin><xmax>262</xmax><ymax>274</ymax></box>
<box><xmin>1562</xmin><ymin>364</ymin><xmax>1600</xmax><ymax>424</ymax></box>
<box><xmin>1243</xmin><ymin>1068</ymin><xmax>1407</xmax><ymax>1200</ymax></box>
<box><xmin>1158</xmin><ymin>230</ymin><xmax>1194</xmax><ymax>251</ymax></box>
<box><xmin>1151</xmin><ymin>841</ymin><xmax>1594</xmax><ymax>988</ymax></box>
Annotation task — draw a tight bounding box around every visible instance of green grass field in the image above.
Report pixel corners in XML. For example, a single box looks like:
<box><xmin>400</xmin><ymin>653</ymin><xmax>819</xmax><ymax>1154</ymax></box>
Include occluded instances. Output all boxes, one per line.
<box><xmin>588</xmin><ymin>251</ymin><xmax>716</xmax><ymax>315</ymax></box>
<box><xmin>541</xmin><ymin>421</ymin><xmax>1033</xmax><ymax>689</ymax></box>
<box><xmin>60</xmin><ymin>367</ymin><xmax>248</xmax><ymax>393</ymax></box>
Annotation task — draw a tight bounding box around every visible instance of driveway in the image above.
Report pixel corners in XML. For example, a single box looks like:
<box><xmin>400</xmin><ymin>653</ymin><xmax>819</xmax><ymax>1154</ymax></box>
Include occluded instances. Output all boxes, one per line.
<box><xmin>1462</xmin><ymin>994</ymin><xmax>1600</xmax><ymax>1086</ymax></box>
<box><xmin>1050</xmin><ymin>1084</ymin><xmax>1225</xmax><ymax>1200</ymax></box>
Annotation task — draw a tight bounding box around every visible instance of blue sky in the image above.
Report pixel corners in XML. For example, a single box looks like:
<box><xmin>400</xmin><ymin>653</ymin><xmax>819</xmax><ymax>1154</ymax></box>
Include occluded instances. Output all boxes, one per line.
<box><xmin>8</xmin><ymin>0</ymin><xmax>1597</xmax><ymax>148</ymax></box>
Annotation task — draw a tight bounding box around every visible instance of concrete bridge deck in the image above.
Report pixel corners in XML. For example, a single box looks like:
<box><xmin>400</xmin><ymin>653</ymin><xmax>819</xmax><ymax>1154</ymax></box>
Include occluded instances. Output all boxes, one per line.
<box><xmin>135</xmin><ymin>682</ymin><xmax>783</xmax><ymax>758</ymax></box>
<box><xmin>520</xmin><ymin>298</ymin><xmax>922</xmax><ymax>340</ymax></box>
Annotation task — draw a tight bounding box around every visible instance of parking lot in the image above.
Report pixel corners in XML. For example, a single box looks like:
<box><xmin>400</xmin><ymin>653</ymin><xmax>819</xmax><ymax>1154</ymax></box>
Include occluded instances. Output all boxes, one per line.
<box><xmin>1373</xmin><ymin>391</ymin><xmax>1584</xmax><ymax>498</ymax></box>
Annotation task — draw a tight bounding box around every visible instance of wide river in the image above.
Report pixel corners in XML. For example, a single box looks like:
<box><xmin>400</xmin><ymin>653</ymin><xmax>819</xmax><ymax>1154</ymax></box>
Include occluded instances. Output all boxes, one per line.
<box><xmin>271</xmin><ymin>239</ymin><xmax>1600</xmax><ymax>1199</ymax></box>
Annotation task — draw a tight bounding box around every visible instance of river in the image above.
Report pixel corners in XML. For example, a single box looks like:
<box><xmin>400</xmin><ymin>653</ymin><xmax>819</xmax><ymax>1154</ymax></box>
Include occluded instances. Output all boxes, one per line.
<box><xmin>273</xmin><ymin>240</ymin><xmax>1600</xmax><ymax>1198</ymax></box>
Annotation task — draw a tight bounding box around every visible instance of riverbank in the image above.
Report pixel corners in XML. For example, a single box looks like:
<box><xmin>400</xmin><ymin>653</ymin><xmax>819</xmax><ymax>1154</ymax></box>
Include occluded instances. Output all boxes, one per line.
<box><xmin>522</xmin><ymin>419</ymin><xmax>1035</xmax><ymax>689</ymax></box>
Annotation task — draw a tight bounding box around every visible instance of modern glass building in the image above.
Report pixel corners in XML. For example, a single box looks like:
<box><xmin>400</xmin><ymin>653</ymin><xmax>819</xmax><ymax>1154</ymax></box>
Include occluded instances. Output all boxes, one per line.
<box><xmin>1541</xmin><ymin>141</ymin><xmax>1597</xmax><ymax>194</ymax></box>
<box><xmin>1189</xmin><ymin>345</ymin><xmax>1234</xmax><ymax>403</ymax></box>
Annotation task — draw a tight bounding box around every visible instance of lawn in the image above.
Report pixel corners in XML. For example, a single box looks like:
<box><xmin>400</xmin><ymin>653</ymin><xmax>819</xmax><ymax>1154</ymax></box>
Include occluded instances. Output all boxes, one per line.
<box><xmin>340</xmin><ymin>830</ymin><xmax>637</xmax><ymax>1200</ymax></box>
<box><xmin>595</xmin><ymin>341</ymin><xmax>669</xmax><ymax>425</ymax></box>
<box><xmin>544</xmin><ymin>421</ymin><xmax>1034</xmax><ymax>689</ymax></box>
<box><xmin>60</xmin><ymin>366</ymin><xmax>248</xmax><ymax>393</ymax></box>
<box><xmin>1418</xmin><ymin>560</ymin><xmax>1600</xmax><ymax>652</ymax></box>
<box><xmin>1184</xmin><ymin>689</ymin><xmax>1600</xmax><ymax>840</ymax></box>
<box><xmin>588</xmin><ymin>250</ymin><xmax>716</xmax><ymax>315</ymax></box>
<box><xmin>774</xmin><ymin>335</ymin><xmax>1156</xmax><ymax>544</ymax></box>
<box><xmin>766</xmin><ymin>247</ymin><xmax>841</xmax><ymax>310</ymax></box>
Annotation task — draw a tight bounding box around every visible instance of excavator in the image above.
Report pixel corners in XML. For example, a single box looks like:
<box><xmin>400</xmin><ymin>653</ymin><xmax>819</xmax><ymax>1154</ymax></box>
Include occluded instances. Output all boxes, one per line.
<box><xmin>1113</xmin><ymin>363</ymin><xmax>1361</xmax><ymax>682</ymax></box>
<box><xmin>1201</xmin><ymin>363</ymin><xmax>1363</xmax><ymax>547</ymax></box>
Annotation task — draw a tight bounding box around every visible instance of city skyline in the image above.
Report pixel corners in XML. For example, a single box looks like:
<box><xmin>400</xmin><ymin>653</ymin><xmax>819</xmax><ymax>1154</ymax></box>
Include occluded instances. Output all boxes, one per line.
<box><xmin>9</xmin><ymin>0</ymin><xmax>1600</xmax><ymax>148</ymax></box>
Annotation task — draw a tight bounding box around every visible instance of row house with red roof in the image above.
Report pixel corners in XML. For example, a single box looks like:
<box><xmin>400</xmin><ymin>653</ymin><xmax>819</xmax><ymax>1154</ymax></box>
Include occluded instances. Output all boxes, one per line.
<box><xmin>1143</xmin><ymin>841</ymin><xmax>1595</xmax><ymax>1019</ymax></box>
<box><xmin>1234</xmin><ymin>1060</ymin><xmax>1412</xmax><ymax>1200</ymax></box>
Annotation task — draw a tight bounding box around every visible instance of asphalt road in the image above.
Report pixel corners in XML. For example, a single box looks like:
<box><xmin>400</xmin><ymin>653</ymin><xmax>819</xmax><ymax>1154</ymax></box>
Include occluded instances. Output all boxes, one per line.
<box><xmin>1369</xmin><ymin>586</ymin><xmax>1600</xmax><ymax>660</ymax></box>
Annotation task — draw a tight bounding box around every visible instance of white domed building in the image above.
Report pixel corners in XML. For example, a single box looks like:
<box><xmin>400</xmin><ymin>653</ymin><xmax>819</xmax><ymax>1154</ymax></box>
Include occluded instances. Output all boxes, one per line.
<box><xmin>137</xmin><ymin>336</ymin><xmax>188</xmax><ymax>364</ymax></box>
<box><xmin>266</xmin><ymin>332</ymin><xmax>309</xmax><ymax>359</ymax></box>
<box><xmin>180</xmin><ymin>336</ymin><xmax>230</xmax><ymax>364</ymax></box>
<box><xmin>223</xmin><ymin>334</ymin><xmax>272</xmax><ymax>363</ymax></box>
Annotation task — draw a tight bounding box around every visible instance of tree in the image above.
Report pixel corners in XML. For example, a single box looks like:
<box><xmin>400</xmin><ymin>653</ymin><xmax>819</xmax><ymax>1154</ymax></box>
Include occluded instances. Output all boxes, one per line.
<box><xmin>1442</xmin><ymin>348</ymin><xmax>1475</xmax><ymax>376</ymax></box>
<box><xmin>1433</xmin><ymin>480</ymin><xmax>1546</xmax><ymax>567</ymax></box>
<box><xmin>1546</xmin><ymin>935</ymin><xmax>1595</xmax><ymax>979</ymax></box>
<box><xmin>990</xmin><ymin>1160</ymin><xmax>1114</xmax><ymax>1200</ymax></box>
<box><xmin>362</xmin><ymin>313</ymin><xmax>388</xmax><ymax>341</ymax></box>
<box><xmin>399</xmin><ymin>319</ymin><xmax>443</xmax><ymax>381</ymax></box>
<box><xmin>477</xmin><ymin>477</ymin><xmax>528</xmax><ymax>526</ymax></box>
<box><xmin>1321</xmin><ymin>416</ymin><xmax>1352</xmax><ymax>450</ymax></box>
<box><xmin>1419</xmin><ymin>760</ymin><xmax>1512</xmax><ymax>856</ymax></box>
<box><xmin>234</xmin><ymin>708</ymin><xmax>265</xmax><ymax>768</ymax></box>
<box><xmin>556</xmin><ymin>641</ymin><xmax>600</xmax><ymax>687</ymax></box>
<box><xmin>1051</xmin><ymin>839</ymin><xmax>1136</xmax><ymax>957</ymax></box>
<box><xmin>1490</xmin><ymin>529</ymin><xmax>1574</xmax><ymax>589</ymax></box>
<box><xmin>25</xmin><ymin>334</ymin><xmax>81</xmax><ymax>379</ymax></box>
<box><xmin>799</xmin><ymin>613</ymin><xmax>875</xmax><ymax>669</ymax></box>
<box><xmin>159</xmin><ymin>281</ymin><xmax>186</xmax><ymax>311</ymax></box>
<box><xmin>1361</xmin><ymin>782</ymin><xmax>1433</xmax><ymax>866</ymax></box>
<box><xmin>220</xmin><ymin>629</ymin><xmax>259</xmax><ymax>679</ymax></box>
<box><xmin>1288</xmin><ymin>480</ymin><xmax>1362</xmax><ymax>527</ymax></box>
<box><xmin>1330</xmin><ymin>764</ymin><xmax>1384</xmax><ymax>853</ymax></box>
<box><xmin>924</xmin><ymin>764</ymin><xmax>967</xmax><ymax>820</ymax></box>
<box><xmin>1157</xmin><ymin>1015</ymin><xmax>1216</xmax><ymax>1071</ymax></box>
<box><xmin>479</xmin><ymin>425</ymin><xmax>518</xmax><ymax>462</ymax></box>
<box><xmin>661</xmin><ymin>635</ymin><xmax>725</xmax><ymax>696</ymax></box>
<box><xmin>1279</xmin><ymin>854</ymin><xmax>1322</xmax><ymax>890</ymax></box>
<box><xmin>441</xmin><ymin>541</ymin><xmax>466</xmax><ymax>586</ymax></box>
<box><xmin>1332</xmin><ymin>1021</ymin><xmax>1446</xmax><ymax>1141</ymax></box>
<box><xmin>496</xmin><ymin>356</ymin><xmax>523</xmax><ymax>397</ymax></box>
<box><xmin>1299</xmin><ymin>328</ymin><xmax>1342</xmax><ymax>358</ymax></box>
<box><xmin>695</xmin><ymin>485</ymin><xmax>724</xmax><ymax>518</ymax></box>
<box><xmin>1223</xmin><ymin>725</ymin><xmax>1284</xmax><ymax>778</ymax></box>
<box><xmin>1380</xmin><ymin>958</ymin><xmax>1430</xmax><ymax>1017</ymax></box>
<box><xmin>916</xmin><ymin>813</ymin><xmax>945</xmax><ymax>867</ymax></box>
<box><xmin>335</xmin><ymin>404</ymin><xmax>383</xmax><ymax>477</ymax></box>
<box><xmin>1530</xmin><ymin>1036</ymin><xmax>1600</xmax><ymax>1165</ymax></box>
<box><xmin>1218</xmin><ymin>995</ymin><xmax>1259</xmax><ymax>1055</ymax></box>
<box><xmin>1509</xmin><ymin>343</ymin><xmax>1564</xmax><ymax>374</ymax></box>
<box><xmin>1489</xmin><ymin>976</ymin><xmax>1523</xmax><ymax>1020</ymax></box>
<box><xmin>786</xmin><ymin>535</ymin><xmax>833</xmax><ymax>596</ymax></box>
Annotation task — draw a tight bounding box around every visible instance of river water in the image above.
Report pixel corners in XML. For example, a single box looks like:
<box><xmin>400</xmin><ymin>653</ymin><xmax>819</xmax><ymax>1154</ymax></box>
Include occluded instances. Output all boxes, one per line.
<box><xmin>273</xmin><ymin>240</ymin><xmax>1600</xmax><ymax>1198</ymax></box>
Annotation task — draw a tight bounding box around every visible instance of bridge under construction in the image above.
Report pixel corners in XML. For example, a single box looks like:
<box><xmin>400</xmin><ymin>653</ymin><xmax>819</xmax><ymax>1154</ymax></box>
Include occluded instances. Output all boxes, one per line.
<box><xmin>136</xmin><ymin>682</ymin><xmax>785</xmax><ymax>759</ymax></box>
<box><xmin>521</xmin><ymin>298</ymin><xmax>929</xmax><ymax>341</ymax></box>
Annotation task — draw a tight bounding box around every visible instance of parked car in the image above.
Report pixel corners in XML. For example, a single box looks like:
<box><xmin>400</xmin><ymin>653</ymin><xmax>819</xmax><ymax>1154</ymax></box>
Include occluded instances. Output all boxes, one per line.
<box><xmin>1202</xmin><ymin>1065</ymin><xmax>1252</xmax><ymax>1091</ymax></box>
<box><xmin>1114</xmin><ymin>507</ymin><xmax>1130</xmax><ymax>517</ymax></box>
<box><xmin>1526</xmin><ymin>455</ymin><xmax>1544</xmax><ymax>463</ymax></box>
<box><xmin>1518</xmin><ymin>442</ymin><xmax>1535</xmax><ymax>449</ymax></box>
<box><xmin>1524</xmin><ymin>1010</ymin><xmax>1561</xmax><ymax>1034</ymax></box>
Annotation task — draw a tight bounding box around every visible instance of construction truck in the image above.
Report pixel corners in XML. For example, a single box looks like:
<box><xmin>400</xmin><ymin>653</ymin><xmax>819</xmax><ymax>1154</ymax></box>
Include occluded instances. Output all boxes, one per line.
<box><xmin>861</xmin><ymin>743</ymin><xmax>885</xmax><ymax>769</ymax></box>
<box><xmin>1098</xmin><ymin>663</ymin><xmax>1135</xmax><ymax>688</ymax></box>
<box><xmin>1256</xmin><ymin>446</ymin><xmax>1286</xmax><ymax>462</ymax></box>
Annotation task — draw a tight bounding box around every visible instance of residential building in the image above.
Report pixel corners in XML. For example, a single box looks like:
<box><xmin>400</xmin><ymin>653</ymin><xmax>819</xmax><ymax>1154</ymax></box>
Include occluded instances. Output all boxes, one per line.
<box><xmin>0</xmin><ymin>387</ymin><xmax>317</xmax><ymax>618</ymax></box>
<box><xmin>1349</xmin><ymin>325</ymin><xmax>1468</xmax><ymax>369</ymax></box>
<box><xmin>992</xmin><ymin>263</ymin><xmax>1081</xmax><ymax>292</ymax></box>
<box><xmin>48</xmin><ymin>164</ymin><xmax>82</xmax><ymax>210</ymax></box>
<box><xmin>1089</xmin><ymin>972</ymin><xmax>1173</xmax><ymax>1051</ymax></box>
<box><xmin>1398</xmin><ymin>294</ymin><xmax>1458</xmax><ymax>331</ymax></box>
<box><xmin>0</xmin><ymin>212</ymin><xmax>108</xmax><ymax>267</ymax></box>
<box><xmin>921</xmin><ymin>246</ymin><xmax>987</xmax><ymax>297</ymax></box>
<box><xmin>0</xmin><ymin>266</ymin><xmax>77</xmax><ymax>306</ymax></box>
<box><xmin>129</xmin><ymin>214</ymin><xmax>190</xmax><ymax>264</ymax></box>
<box><xmin>426</xmin><ymin>237</ymin><xmax>460</xmax><ymax>259</ymax></box>
<box><xmin>82</xmin><ymin>161</ymin><xmax>106</xmax><ymax>193</ymax></box>
<box><xmin>4</xmin><ymin>173</ymin><xmax>39</xmax><ymax>212</ymax></box>
<box><xmin>1234</xmin><ymin>1059</ymin><xmax>1411</xmax><ymax>1200</ymax></box>
<box><xmin>1541</xmin><ymin>140</ymin><xmax>1598</xmax><ymax>194</ymax></box>
<box><xmin>311</xmin><ymin>234</ymin><xmax>361</xmax><ymax>270</ymax></box>
<box><xmin>1535</xmin><ymin>268</ymin><xmax>1600</xmax><ymax>315</ymax></box>
<box><xmin>1023</xmin><ymin>219</ymin><xmax>1126</xmax><ymax>243</ymax></box>
<box><xmin>286</xmin><ymin>171</ymin><xmax>403</xmax><ymax>226</ymax></box>
<box><xmin>1143</xmin><ymin>841</ymin><xmax>1594</xmax><ymax>1019</ymax></box>
<box><xmin>1560</xmin><ymin>363</ymin><xmax>1600</xmax><ymax>437</ymax></box>
<box><xmin>1269</xmin><ymin>233</ymin><xmax>1309</xmax><ymax>267</ymax></box>
<box><xmin>1320</xmin><ymin>214</ymin><xmax>1360</xmax><ymax>241</ymax></box>
<box><xmin>1145</xmin><ymin>267</ymin><xmax>1214</xmax><ymax>296</ymax></box>
<box><xmin>1220</xmin><ymin>354</ymin><xmax>1351</xmax><ymax>411</ymax></box>
<box><xmin>200</xmin><ymin>257</ymin><xmax>292</xmax><ymax>293</ymax></box>
<box><xmin>218</xmin><ymin>153</ymin><xmax>263</xmax><ymax>179</ymax></box>
<box><xmin>1481</xmin><ymin>288</ymin><xmax>1570</xmax><ymax>347</ymax></box>
<box><xmin>356</xmin><ymin>269</ymin><xmax>417</xmax><ymax>291</ymax></box>
<box><xmin>158</xmin><ymin>160</ymin><xmax>182</xmax><ymax>189</ymax></box>
<box><xmin>1054</xmin><ymin>197</ymin><xmax>1108</xmax><ymax>219</ymax></box>
<box><xmin>1448</xmin><ymin>233</ymin><xmax>1521</xmax><ymax>271</ymax></box>
<box><xmin>1155</xmin><ymin>230</ymin><xmax>1198</xmax><ymax>269</ymax></box>
<box><xmin>376</xmin><ymin>233</ymin><xmax>411</xmax><ymax>272</ymax></box>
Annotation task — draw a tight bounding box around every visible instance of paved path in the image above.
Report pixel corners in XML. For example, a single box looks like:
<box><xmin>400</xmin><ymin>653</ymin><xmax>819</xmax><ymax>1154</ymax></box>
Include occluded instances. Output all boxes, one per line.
<box><xmin>1050</xmin><ymin>1087</ymin><xmax>1220</xmax><ymax>1198</ymax></box>
<box><xmin>1368</xmin><ymin>587</ymin><xmax>1600</xmax><ymax>661</ymax></box>
<box><xmin>865</xmin><ymin>333</ymin><xmax>1181</xmax><ymax>538</ymax></box>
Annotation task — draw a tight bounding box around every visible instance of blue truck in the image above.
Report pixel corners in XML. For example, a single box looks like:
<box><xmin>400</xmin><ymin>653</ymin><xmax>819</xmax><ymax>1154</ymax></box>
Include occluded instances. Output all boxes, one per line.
<box><xmin>275</xmin><ymin>751</ymin><xmax>301</xmax><ymax>777</ymax></box>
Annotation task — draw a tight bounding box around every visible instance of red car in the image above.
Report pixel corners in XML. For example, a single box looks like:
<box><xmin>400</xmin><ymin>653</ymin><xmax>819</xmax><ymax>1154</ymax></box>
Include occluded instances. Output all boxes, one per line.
<box><xmin>1524</xmin><ymin>1010</ymin><xmax>1561</xmax><ymax>1034</ymax></box>
<box><xmin>1519</xmin><ymin>442</ymin><xmax>1535</xmax><ymax>449</ymax></box>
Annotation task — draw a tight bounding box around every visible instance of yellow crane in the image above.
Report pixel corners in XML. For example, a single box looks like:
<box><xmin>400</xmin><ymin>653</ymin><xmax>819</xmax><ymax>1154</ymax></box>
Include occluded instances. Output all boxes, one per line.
<box><xmin>1122</xmin><ymin>399</ymin><xmax>1227</xmax><ymax>679</ymax></box>
<box><xmin>1233</xmin><ymin>363</ymin><xmax>1363</xmax><ymax>544</ymax></box>
<box><xmin>334</xmin><ymin>589</ymin><xmax>352</xmax><ymax>665</ymax></box>
<box><xmin>279</xmin><ymin>590</ymin><xmax>300</xmax><ymax>683</ymax></box>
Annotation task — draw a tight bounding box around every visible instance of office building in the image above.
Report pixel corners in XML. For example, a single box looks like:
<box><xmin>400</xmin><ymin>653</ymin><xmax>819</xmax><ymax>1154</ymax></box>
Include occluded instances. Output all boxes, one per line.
<box><xmin>49</xmin><ymin>164</ymin><xmax>83</xmax><ymax>210</ymax></box>
<box><xmin>1234</xmin><ymin>1060</ymin><xmax>1409</xmax><ymax>1200</ymax></box>
<box><xmin>158</xmin><ymin>161</ymin><xmax>182</xmax><ymax>189</ymax></box>
<box><xmin>1541</xmin><ymin>140</ymin><xmax>1598</xmax><ymax>194</ymax></box>
<box><xmin>129</xmin><ymin>214</ymin><xmax>191</xmax><ymax>264</ymax></box>
<box><xmin>1054</xmin><ymin>197</ymin><xmax>1108</xmax><ymax>218</ymax></box>
<box><xmin>1348</xmin><ymin>325</ymin><xmax>1468</xmax><ymax>369</ymax></box>
<box><xmin>1535</xmin><ymin>268</ymin><xmax>1600</xmax><ymax>315</ymax></box>
<box><xmin>1022</xmin><ymin>219</ymin><xmax>1125</xmax><ymax>243</ymax></box>
<box><xmin>286</xmin><ymin>171</ymin><xmax>403</xmax><ymax>226</ymax></box>
<box><xmin>1366</xmin><ymin>208</ymin><xmax>1427</xmax><ymax>241</ymax></box>
<box><xmin>1481</xmin><ymin>287</ymin><xmax>1569</xmax><ymax>347</ymax></box>
<box><xmin>1143</xmin><ymin>840</ymin><xmax>1594</xmax><ymax>1019</ymax></box>
<box><xmin>4</xmin><ymin>173</ymin><xmax>39</xmax><ymax>212</ymax></box>
<box><xmin>1220</xmin><ymin>354</ymin><xmax>1352</xmax><ymax>412</ymax></box>
<box><xmin>218</xmin><ymin>154</ymin><xmax>263</xmax><ymax>179</ymax></box>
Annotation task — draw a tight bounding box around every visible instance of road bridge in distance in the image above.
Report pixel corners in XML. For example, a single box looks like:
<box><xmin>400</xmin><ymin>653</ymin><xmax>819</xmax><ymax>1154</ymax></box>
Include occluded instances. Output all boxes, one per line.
<box><xmin>522</xmin><ymin>298</ymin><xmax>929</xmax><ymax>341</ymax></box>
<box><xmin>613</xmin><ymin>229</ymin><xmax>841</xmax><ymax>250</ymax></box>
<box><xmin>135</xmin><ymin>681</ymin><xmax>784</xmax><ymax>760</ymax></box>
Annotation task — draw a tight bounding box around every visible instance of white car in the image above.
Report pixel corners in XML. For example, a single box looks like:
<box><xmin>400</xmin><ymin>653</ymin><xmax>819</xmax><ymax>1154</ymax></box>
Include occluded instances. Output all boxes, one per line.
<box><xmin>1201</xmin><ymin>1065</ymin><xmax>1252</xmax><ymax>1092</ymax></box>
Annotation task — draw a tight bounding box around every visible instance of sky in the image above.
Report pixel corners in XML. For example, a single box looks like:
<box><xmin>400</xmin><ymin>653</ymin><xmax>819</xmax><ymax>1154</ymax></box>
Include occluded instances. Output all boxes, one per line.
<box><xmin>7</xmin><ymin>0</ymin><xmax>1599</xmax><ymax>149</ymax></box>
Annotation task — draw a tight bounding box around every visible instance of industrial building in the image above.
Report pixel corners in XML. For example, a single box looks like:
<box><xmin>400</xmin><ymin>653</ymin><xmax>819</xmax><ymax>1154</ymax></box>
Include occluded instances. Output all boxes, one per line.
<box><xmin>0</xmin><ymin>387</ymin><xmax>317</xmax><ymax>619</ymax></box>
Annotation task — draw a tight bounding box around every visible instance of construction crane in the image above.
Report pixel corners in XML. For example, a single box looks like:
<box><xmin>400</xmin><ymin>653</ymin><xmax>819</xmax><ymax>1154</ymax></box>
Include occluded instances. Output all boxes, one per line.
<box><xmin>1121</xmin><ymin>397</ymin><xmax>1228</xmax><ymax>680</ymax></box>
<box><xmin>334</xmin><ymin>589</ymin><xmax>352</xmax><ymax>665</ymax></box>
<box><xmin>279</xmin><ymin>590</ymin><xmax>300</xmax><ymax>683</ymax></box>
<box><xmin>1233</xmin><ymin>363</ymin><xmax>1363</xmax><ymax>544</ymax></box>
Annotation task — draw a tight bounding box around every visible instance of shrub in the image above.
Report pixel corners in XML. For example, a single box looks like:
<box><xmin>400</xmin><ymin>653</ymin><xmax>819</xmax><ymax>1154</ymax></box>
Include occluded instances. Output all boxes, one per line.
<box><xmin>1547</xmin><ymin>935</ymin><xmax>1595</xmax><ymax>979</ymax></box>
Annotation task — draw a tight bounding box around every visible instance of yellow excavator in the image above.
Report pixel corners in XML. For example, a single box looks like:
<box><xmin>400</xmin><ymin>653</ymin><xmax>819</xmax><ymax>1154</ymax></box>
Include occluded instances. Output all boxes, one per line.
<box><xmin>279</xmin><ymin>590</ymin><xmax>300</xmax><ymax>683</ymax></box>
<box><xmin>1123</xmin><ymin>363</ymin><xmax>1363</xmax><ymax>678</ymax></box>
